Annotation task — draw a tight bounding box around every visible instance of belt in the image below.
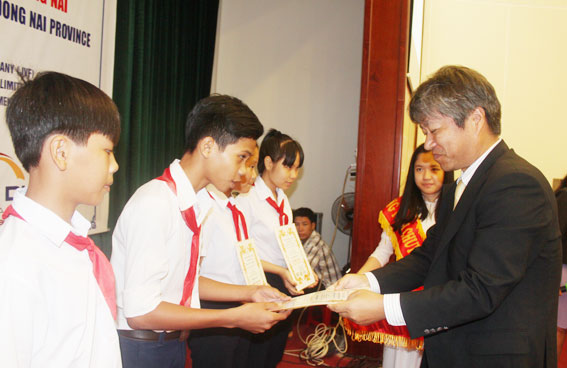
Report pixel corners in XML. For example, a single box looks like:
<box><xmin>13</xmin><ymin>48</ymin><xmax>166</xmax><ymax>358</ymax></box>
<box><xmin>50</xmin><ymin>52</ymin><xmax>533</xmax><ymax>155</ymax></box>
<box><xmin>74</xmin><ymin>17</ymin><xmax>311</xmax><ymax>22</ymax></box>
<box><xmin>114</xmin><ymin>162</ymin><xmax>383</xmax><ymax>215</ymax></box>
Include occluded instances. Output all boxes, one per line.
<box><xmin>117</xmin><ymin>329</ymin><xmax>184</xmax><ymax>342</ymax></box>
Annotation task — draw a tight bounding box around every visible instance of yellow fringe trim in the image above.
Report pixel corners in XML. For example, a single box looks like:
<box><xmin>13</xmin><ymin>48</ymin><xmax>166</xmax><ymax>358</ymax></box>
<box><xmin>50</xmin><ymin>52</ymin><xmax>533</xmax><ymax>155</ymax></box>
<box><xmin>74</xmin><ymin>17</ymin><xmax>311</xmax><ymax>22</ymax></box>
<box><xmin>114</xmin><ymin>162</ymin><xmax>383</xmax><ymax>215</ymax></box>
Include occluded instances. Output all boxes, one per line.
<box><xmin>378</xmin><ymin>210</ymin><xmax>404</xmax><ymax>261</ymax></box>
<box><xmin>343</xmin><ymin>319</ymin><xmax>424</xmax><ymax>351</ymax></box>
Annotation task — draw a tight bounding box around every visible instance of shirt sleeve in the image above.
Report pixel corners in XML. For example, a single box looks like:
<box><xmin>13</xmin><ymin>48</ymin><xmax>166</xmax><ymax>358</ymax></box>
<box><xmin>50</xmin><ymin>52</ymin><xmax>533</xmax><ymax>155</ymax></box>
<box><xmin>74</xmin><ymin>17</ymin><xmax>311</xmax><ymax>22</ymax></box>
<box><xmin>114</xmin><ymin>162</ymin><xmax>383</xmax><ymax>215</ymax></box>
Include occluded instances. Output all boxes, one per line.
<box><xmin>369</xmin><ymin>230</ymin><xmax>394</xmax><ymax>266</ymax></box>
<box><xmin>115</xmin><ymin>187</ymin><xmax>173</xmax><ymax>318</ymax></box>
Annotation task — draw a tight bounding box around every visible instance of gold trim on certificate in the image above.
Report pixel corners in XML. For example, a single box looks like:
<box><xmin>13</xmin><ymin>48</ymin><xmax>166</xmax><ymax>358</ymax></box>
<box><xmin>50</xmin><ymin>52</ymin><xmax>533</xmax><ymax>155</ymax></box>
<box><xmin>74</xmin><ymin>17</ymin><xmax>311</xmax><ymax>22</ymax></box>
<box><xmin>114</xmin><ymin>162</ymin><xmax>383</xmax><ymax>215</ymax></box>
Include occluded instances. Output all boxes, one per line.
<box><xmin>274</xmin><ymin>224</ymin><xmax>316</xmax><ymax>291</ymax></box>
<box><xmin>274</xmin><ymin>289</ymin><xmax>362</xmax><ymax>311</ymax></box>
<box><xmin>236</xmin><ymin>238</ymin><xmax>268</xmax><ymax>285</ymax></box>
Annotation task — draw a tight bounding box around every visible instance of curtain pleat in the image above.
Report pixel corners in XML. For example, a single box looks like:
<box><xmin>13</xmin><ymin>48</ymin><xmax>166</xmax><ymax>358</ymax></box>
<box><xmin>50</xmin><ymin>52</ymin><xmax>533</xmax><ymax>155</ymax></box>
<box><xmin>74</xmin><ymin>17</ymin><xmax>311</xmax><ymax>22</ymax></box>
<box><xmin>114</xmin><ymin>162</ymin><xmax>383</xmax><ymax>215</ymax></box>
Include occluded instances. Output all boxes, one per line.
<box><xmin>93</xmin><ymin>0</ymin><xmax>219</xmax><ymax>256</ymax></box>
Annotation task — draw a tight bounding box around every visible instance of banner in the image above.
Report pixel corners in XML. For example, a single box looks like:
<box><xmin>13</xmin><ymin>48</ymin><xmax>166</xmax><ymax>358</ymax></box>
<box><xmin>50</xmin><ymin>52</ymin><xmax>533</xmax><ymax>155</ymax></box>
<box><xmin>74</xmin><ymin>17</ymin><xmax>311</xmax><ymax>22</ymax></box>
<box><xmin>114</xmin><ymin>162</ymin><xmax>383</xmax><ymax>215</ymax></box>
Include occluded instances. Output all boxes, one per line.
<box><xmin>0</xmin><ymin>0</ymin><xmax>117</xmax><ymax>233</ymax></box>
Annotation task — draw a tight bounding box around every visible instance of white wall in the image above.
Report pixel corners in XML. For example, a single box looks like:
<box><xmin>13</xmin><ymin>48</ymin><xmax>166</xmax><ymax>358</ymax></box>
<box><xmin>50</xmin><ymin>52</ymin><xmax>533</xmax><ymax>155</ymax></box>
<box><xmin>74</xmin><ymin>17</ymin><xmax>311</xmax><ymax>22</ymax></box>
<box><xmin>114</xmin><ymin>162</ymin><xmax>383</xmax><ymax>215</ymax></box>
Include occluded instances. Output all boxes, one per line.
<box><xmin>212</xmin><ymin>0</ymin><xmax>365</xmax><ymax>268</ymax></box>
<box><xmin>415</xmin><ymin>0</ymin><xmax>567</xmax><ymax>184</ymax></box>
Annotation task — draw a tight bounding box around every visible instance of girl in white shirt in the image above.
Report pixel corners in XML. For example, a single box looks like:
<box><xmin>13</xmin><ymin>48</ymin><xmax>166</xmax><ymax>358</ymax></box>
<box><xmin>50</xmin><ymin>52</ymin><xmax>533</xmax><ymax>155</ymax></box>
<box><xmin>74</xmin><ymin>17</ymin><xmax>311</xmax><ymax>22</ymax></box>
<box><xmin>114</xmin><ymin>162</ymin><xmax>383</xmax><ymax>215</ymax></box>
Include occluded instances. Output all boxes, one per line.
<box><xmin>236</xmin><ymin>128</ymin><xmax>310</xmax><ymax>368</ymax></box>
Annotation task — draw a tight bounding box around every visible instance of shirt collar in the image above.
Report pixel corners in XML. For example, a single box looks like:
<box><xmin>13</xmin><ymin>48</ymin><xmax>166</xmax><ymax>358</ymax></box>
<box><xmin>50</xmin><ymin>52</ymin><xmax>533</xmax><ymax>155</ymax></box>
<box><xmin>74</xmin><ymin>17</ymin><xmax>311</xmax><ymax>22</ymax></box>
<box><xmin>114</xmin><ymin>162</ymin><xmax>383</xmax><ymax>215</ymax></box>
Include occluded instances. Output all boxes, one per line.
<box><xmin>206</xmin><ymin>184</ymin><xmax>230</xmax><ymax>208</ymax></box>
<box><xmin>254</xmin><ymin>176</ymin><xmax>284</xmax><ymax>202</ymax></box>
<box><xmin>457</xmin><ymin>138</ymin><xmax>502</xmax><ymax>186</ymax></box>
<box><xmin>169</xmin><ymin>159</ymin><xmax>213</xmax><ymax>225</ymax></box>
<box><xmin>11</xmin><ymin>187</ymin><xmax>91</xmax><ymax>247</ymax></box>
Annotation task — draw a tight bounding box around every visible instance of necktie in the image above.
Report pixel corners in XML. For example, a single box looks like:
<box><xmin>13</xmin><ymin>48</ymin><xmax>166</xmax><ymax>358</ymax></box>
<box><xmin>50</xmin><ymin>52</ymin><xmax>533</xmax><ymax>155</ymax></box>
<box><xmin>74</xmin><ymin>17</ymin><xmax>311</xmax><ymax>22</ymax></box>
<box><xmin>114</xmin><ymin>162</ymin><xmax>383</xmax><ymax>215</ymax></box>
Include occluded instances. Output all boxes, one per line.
<box><xmin>227</xmin><ymin>202</ymin><xmax>249</xmax><ymax>242</ymax></box>
<box><xmin>156</xmin><ymin>168</ymin><xmax>200</xmax><ymax>307</ymax></box>
<box><xmin>2</xmin><ymin>205</ymin><xmax>117</xmax><ymax>320</ymax></box>
<box><xmin>266</xmin><ymin>197</ymin><xmax>289</xmax><ymax>226</ymax></box>
<box><xmin>454</xmin><ymin>180</ymin><xmax>466</xmax><ymax>210</ymax></box>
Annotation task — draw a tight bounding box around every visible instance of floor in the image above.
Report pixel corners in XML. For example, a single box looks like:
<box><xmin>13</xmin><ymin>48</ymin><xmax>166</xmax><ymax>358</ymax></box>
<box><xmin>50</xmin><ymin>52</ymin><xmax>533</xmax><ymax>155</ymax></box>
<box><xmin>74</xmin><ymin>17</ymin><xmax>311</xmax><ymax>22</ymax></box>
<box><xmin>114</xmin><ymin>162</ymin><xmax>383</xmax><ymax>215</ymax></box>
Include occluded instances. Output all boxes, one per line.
<box><xmin>186</xmin><ymin>311</ymin><xmax>567</xmax><ymax>367</ymax></box>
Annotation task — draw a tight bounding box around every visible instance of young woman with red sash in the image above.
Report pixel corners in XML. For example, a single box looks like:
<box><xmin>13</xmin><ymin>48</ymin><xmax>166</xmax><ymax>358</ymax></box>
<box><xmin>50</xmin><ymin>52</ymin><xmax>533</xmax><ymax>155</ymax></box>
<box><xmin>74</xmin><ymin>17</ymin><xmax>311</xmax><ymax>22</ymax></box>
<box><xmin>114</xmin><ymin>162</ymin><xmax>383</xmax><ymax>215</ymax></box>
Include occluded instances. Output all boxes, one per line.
<box><xmin>346</xmin><ymin>144</ymin><xmax>453</xmax><ymax>368</ymax></box>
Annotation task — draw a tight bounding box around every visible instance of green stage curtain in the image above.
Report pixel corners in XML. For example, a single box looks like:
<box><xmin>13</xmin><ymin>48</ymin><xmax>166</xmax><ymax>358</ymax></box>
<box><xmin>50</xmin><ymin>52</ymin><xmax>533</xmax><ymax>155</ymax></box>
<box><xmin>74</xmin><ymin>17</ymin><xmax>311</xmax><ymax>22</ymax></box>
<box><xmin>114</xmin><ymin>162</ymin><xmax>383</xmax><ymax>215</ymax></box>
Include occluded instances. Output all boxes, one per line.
<box><xmin>93</xmin><ymin>0</ymin><xmax>219</xmax><ymax>256</ymax></box>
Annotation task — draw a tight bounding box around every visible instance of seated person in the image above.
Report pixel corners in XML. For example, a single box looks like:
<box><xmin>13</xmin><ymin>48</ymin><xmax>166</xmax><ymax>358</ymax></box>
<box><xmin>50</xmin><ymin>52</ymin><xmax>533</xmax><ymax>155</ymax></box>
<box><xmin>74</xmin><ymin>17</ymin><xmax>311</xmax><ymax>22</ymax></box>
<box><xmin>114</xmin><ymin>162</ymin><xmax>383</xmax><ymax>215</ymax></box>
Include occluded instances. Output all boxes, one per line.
<box><xmin>293</xmin><ymin>207</ymin><xmax>342</xmax><ymax>289</ymax></box>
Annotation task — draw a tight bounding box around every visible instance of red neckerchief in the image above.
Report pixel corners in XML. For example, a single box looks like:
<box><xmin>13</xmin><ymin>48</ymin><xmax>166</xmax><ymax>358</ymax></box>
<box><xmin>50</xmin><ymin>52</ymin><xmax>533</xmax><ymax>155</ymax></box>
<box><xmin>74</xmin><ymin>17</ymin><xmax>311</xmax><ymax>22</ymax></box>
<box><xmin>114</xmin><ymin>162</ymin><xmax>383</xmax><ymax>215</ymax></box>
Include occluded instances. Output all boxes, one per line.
<box><xmin>2</xmin><ymin>205</ymin><xmax>117</xmax><ymax>320</ymax></box>
<box><xmin>265</xmin><ymin>197</ymin><xmax>289</xmax><ymax>226</ymax></box>
<box><xmin>156</xmin><ymin>167</ymin><xmax>200</xmax><ymax>307</ymax></box>
<box><xmin>227</xmin><ymin>201</ymin><xmax>249</xmax><ymax>242</ymax></box>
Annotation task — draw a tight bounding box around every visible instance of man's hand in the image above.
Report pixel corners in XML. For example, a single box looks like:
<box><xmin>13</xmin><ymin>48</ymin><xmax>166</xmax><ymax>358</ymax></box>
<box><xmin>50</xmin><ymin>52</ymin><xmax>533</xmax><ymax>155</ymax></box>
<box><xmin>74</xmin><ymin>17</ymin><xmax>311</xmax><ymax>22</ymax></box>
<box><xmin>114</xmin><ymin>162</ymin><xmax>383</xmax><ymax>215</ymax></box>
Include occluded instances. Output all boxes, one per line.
<box><xmin>249</xmin><ymin>285</ymin><xmax>290</xmax><ymax>303</ymax></box>
<box><xmin>327</xmin><ymin>289</ymin><xmax>385</xmax><ymax>325</ymax></box>
<box><xmin>332</xmin><ymin>273</ymin><xmax>370</xmax><ymax>290</ymax></box>
<box><xmin>232</xmin><ymin>302</ymin><xmax>291</xmax><ymax>333</ymax></box>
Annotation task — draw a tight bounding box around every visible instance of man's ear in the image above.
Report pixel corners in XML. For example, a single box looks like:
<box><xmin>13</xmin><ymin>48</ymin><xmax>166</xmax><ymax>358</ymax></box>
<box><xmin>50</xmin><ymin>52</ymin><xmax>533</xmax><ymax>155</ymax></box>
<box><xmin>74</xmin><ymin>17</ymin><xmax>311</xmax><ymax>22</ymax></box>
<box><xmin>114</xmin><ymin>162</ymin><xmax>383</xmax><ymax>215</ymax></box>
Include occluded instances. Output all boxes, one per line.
<box><xmin>48</xmin><ymin>134</ymin><xmax>71</xmax><ymax>171</ymax></box>
<box><xmin>198</xmin><ymin>136</ymin><xmax>216</xmax><ymax>158</ymax></box>
<box><xmin>470</xmin><ymin>107</ymin><xmax>486</xmax><ymax>135</ymax></box>
<box><xmin>310</xmin><ymin>222</ymin><xmax>316</xmax><ymax>231</ymax></box>
<box><xmin>264</xmin><ymin>156</ymin><xmax>274</xmax><ymax>171</ymax></box>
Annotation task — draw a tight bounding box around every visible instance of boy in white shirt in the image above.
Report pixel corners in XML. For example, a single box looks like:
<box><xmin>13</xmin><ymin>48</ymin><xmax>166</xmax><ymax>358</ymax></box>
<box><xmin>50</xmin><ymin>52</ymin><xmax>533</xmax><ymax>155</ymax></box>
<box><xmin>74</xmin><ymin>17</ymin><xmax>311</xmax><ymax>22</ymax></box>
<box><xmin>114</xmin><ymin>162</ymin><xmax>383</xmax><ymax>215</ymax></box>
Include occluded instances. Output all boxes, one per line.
<box><xmin>111</xmin><ymin>95</ymin><xmax>290</xmax><ymax>368</ymax></box>
<box><xmin>0</xmin><ymin>72</ymin><xmax>122</xmax><ymax>367</ymax></box>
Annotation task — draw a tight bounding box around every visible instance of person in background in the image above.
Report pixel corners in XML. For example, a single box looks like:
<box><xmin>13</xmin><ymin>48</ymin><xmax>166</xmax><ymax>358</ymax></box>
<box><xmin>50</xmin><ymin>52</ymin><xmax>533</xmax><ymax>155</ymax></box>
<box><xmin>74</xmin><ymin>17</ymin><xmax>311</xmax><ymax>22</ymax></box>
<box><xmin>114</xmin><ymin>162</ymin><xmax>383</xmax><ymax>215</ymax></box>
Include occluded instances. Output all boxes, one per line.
<box><xmin>188</xmin><ymin>143</ymin><xmax>265</xmax><ymax>368</ymax></box>
<box><xmin>293</xmin><ymin>207</ymin><xmax>342</xmax><ymax>289</ymax></box>
<box><xmin>237</xmin><ymin>128</ymin><xmax>316</xmax><ymax>368</ymax></box>
<box><xmin>350</xmin><ymin>144</ymin><xmax>453</xmax><ymax>368</ymax></box>
<box><xmin>555</xmin><ymin>174</ymin><xmax>567</xmax><ymax>361</ymax></box>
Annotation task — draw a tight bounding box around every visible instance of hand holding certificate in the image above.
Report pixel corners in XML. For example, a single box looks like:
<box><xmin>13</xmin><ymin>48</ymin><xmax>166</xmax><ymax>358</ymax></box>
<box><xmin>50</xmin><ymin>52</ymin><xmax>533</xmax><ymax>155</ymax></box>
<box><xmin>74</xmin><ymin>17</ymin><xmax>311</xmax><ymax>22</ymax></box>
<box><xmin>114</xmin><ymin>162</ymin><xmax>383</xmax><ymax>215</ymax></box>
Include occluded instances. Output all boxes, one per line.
<box><xmin>274</xmin><ymin>224</ymin><xmax>317</xmax><ymax>291</ymax></box>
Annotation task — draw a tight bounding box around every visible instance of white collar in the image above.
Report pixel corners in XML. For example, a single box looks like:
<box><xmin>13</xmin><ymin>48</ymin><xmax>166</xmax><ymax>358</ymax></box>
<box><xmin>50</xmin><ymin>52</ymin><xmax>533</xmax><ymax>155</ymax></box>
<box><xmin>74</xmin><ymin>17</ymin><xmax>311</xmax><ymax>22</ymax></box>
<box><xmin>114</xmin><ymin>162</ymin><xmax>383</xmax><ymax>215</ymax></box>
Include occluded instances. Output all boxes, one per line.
<box><xmin>168</xmin><ymin>159</ymin><xmax>213</xmax><ymax>225</ymax></box>
<box><xmin>11</xmin><ymin>187</ymin><xmax>91</xmax><ymax>247</ymax></box>
<box><xmin>457</xmin><ymin>138</ymin><xmax>502</xmax><ymax>186</ymax></box>
<box><xmin>254</xmin><ymin>176</ymin><xmax>285</xmax><ymax>203</ymax></box>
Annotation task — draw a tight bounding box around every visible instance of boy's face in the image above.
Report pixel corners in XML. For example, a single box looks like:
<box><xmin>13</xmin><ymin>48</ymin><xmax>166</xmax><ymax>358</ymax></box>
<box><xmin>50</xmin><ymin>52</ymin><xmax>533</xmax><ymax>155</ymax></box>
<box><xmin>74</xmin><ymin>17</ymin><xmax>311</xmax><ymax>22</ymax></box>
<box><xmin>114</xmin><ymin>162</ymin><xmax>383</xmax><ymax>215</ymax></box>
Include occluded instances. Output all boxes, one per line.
<box><xmin>67</xmin><ymin>133</ymin><xmax>119</xmax><ymax>206</ymax></box>
<box><xmin>294</xmin><ymin>216</ymin><xmax>315</xmax><ymax>242</ymax></box>
<box><xmin>208</xmin><ymin>137</ymin><xmax>256</xmax><ymax>193</ymax></box>
<box><xmin>234</xmin><ymin>146</ymin><xmax>259</xmax><ymax>194</ymax></box>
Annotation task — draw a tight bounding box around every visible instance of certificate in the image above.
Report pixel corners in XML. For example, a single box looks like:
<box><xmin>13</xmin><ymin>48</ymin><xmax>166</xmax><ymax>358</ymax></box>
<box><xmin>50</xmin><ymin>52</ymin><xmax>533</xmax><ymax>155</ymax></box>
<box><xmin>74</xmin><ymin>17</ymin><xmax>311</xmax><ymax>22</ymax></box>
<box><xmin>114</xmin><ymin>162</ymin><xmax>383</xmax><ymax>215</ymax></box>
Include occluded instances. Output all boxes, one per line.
<box><xmin>236</xmin><ymin>238</ymin><xmax>268</xmax><ymax>285</ymax></box>
<box><xmin>274</xmin><ymin>224</ymin><xmax>316</xmax><ymax>291</ymax></box>
<box><xmin>274</xmin><ymin>288</ymin><xmax>363</xmax><ymax>310</ymax></box>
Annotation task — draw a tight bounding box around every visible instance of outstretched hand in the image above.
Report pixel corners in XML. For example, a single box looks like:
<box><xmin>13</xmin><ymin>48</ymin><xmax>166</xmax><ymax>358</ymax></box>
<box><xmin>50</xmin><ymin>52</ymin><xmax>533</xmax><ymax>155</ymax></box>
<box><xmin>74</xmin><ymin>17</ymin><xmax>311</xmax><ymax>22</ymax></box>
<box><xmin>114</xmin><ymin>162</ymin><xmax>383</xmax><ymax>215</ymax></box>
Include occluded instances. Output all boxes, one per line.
<box><xmin>234</xmin><ymin>302</ymin><xmax>290</xmax><ymax>333</ymax></box>
<box><xmin>327</xmin><ymin>289</ymin><xmax>385</xmax><ymax>326</ymax></box>
<box><xmin>332</xmin><ymin>273</ymin><xmax>370</xmax><ymax>290</ymax></box>
<box><xmin>250</xmin><ymin>285</ymin><xmax>290</xmax><ymax>303</ymax></box>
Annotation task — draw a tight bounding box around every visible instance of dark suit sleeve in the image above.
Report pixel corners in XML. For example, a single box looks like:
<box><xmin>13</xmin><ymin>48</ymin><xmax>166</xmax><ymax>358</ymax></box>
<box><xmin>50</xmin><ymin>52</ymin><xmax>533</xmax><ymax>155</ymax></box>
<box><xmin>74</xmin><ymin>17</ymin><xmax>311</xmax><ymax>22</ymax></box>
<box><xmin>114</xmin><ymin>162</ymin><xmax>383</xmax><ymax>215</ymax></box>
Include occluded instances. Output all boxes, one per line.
<box><xmin>370</xmin><ymin>224</ymin><xmax>438</xmax><ymax>293</ymax></box>
<box><xmin>399</xmin><ymin>170</ymin><xmax>558</xmax><ymax>338</ymax></box>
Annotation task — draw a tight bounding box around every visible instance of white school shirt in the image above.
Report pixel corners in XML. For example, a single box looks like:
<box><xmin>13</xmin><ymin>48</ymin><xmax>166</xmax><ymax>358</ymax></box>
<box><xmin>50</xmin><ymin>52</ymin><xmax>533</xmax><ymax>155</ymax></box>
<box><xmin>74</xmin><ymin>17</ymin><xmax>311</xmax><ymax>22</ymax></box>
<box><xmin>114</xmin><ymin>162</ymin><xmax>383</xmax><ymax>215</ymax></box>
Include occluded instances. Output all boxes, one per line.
<box><xmin>111</xmin><ymin>159</ymin><xmax>213</xmax><ymax>330</ymax></box>
<box><xmin>0</xmin><ymin>188</ymin><xmax>121</xmax><ymax>367</ymax></box>
<box><xmin>235</xmin><ymin>176</ymin><xmax>292</xmax><ymax>268</ymax></box>
<box><xmin>369</xmin><ymin>198</ymin><xmax>437</xmax><ymax>266</ymax></box>
<box><xmin>199</xmin><ymin>185</ymin><xmax>247</xmax><ymax>285</ymax></box>
<box><xmin>368</xmin><ymin>138</ymin><xmax>503</xmax><ymax>327</ymax></box>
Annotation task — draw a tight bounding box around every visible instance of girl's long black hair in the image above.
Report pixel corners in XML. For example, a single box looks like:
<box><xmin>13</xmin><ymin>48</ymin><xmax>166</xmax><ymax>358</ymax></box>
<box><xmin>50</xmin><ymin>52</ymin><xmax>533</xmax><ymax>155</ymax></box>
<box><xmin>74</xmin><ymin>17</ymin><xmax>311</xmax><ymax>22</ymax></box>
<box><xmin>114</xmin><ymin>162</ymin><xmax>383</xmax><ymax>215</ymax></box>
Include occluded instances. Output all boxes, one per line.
<box><xmin>392</xmin><ymin>144</ymin><xmax>454</xmax><ymax>232</ymax></box>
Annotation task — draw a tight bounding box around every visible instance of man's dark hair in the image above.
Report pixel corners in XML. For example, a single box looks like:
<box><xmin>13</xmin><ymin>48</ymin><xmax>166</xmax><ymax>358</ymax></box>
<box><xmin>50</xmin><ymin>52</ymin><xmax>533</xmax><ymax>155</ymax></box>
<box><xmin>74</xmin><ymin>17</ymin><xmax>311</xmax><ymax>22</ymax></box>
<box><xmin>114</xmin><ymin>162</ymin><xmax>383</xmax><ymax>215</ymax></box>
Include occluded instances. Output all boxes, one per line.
<box><xmin>409</xmin><ymin>65</ymin><xmax>501</xmax><ymax>135</ymax></box>
<box><xmin>257</xmin><ymin>128</ymin><xmax>304</xmax><ymax>174</ymax></box>
<box><xmin>293</xmin><ymin>207</ymin><xmax>317</xmax><ymax>224</ymax></box>
<box><xmin>184</xmin><ymin>94</ymin><xmax>264</xmax><ymax>153</ymax></box>
<box><xmin>6</xmin><ymin>71</ymin><xmax>121</xmax><ymax>172</ymax></box>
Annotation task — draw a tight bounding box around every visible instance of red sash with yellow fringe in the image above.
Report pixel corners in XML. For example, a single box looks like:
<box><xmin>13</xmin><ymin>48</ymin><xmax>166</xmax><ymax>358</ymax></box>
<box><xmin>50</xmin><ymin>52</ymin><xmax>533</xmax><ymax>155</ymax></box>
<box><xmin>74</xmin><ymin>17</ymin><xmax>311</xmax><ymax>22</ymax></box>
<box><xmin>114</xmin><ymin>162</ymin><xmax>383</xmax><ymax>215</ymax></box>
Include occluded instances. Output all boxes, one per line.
<box><xmin>344</xmin><ymin>197</ymin><xmax>425</xmax><ymax>350</ymax></box>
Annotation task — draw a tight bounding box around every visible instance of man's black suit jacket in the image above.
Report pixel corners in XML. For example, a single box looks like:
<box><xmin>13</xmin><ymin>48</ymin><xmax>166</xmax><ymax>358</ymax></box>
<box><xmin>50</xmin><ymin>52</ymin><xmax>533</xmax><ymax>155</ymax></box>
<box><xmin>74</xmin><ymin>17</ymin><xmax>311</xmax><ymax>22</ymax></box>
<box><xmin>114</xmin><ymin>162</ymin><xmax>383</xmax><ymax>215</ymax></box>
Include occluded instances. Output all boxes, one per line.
<box><xmin>373</xmin><ymin>141</ymin><xmax>562</xmax><ymax>367</ymax></box>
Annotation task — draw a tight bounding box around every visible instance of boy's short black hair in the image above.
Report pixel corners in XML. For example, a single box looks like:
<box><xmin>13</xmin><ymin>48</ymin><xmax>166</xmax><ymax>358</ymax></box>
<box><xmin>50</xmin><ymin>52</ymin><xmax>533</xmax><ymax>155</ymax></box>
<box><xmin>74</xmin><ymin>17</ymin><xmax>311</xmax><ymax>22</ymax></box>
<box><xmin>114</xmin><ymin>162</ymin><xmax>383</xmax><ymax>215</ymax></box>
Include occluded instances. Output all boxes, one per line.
<box><xmin>6</xmin><ymin>71</ymin><xmax>121</xmax><ymax>172</ymax></box>
<box><xmin>257</xmin><ymin>129</ymin><xmax>304</xmax><ymax>174</ymax></box>
<box><xmin>184</xmin><ymin>94</ymin><xmax>264</xmax><ymax>153</ymax></box>
<box><xmin>293</xmin><ymin>207</ymin><xmax>316</xmax><ymax>224</ymax></box>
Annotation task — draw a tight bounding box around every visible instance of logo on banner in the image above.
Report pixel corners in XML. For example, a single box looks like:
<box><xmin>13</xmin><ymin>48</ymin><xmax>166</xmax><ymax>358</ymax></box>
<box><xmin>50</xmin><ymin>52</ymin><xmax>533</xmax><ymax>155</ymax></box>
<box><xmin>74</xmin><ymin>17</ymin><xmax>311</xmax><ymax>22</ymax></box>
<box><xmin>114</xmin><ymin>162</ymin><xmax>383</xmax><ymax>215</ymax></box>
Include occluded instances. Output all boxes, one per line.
<box><xmin>0</xmin><ymin>152</ymin><xmax>26</xmax><ymax>225</ymax></box>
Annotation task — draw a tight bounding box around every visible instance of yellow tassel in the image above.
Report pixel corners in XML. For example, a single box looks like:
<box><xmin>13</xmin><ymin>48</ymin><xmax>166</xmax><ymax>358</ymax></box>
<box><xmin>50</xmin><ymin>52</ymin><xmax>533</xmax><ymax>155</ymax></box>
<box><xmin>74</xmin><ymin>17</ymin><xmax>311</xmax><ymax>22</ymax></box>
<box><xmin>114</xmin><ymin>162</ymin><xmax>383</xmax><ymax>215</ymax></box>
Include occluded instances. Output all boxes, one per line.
<box><xmin>344</xmin><ymin>320</ymin><xmax>424</xmax><ymax>351</ymax></box>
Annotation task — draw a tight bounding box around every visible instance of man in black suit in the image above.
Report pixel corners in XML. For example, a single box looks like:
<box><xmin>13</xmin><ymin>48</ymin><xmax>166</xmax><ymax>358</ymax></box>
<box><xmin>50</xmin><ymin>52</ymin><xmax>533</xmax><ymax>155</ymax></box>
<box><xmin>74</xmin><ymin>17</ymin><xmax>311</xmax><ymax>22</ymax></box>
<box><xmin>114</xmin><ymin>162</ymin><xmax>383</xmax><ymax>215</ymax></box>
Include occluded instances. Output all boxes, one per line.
<box><xmin>329</xmin><ymin>65</ymin><xmax>562</xmax><ymax>367</ymax></box>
